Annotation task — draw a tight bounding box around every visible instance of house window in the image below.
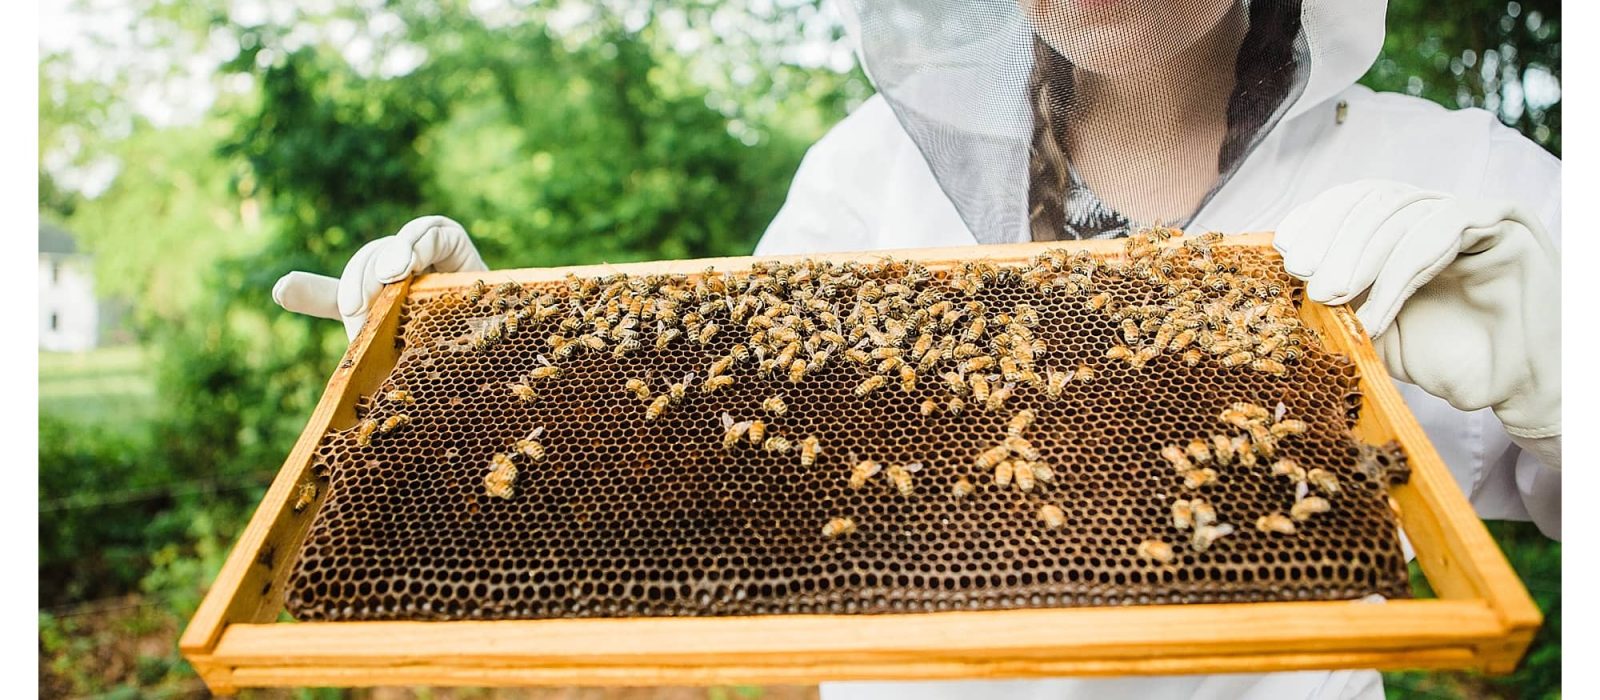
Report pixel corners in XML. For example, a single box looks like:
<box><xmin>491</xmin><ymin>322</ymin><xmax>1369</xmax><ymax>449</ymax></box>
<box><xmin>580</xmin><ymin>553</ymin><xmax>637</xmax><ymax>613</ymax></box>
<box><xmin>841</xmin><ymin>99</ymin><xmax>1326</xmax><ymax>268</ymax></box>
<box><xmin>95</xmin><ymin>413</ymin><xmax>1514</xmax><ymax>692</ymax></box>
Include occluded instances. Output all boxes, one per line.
<box><xmin>50</xmin><ymin>313</ymin><xmax>59</xmax><ymax>331</ymax></box>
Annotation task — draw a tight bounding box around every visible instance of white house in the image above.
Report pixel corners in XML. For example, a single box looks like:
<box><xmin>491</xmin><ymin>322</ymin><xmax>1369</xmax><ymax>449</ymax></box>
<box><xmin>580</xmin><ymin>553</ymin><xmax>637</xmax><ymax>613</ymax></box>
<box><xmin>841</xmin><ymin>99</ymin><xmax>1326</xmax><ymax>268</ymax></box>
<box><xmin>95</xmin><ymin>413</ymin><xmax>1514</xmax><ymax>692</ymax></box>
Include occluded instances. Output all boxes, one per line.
<box><xmin>39</xmin><ymin>222</ymin><xmax>99</xmax><ymax>352</ymax></box>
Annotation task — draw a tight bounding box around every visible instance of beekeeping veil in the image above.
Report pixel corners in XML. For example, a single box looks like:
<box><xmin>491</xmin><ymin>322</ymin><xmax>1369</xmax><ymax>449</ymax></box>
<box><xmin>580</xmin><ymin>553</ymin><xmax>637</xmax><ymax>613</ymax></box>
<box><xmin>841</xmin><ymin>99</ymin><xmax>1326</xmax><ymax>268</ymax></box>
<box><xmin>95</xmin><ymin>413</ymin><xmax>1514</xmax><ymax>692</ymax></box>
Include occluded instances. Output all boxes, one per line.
<box><xmin>839</xmin><ymin>0</ymin><xmax>1385</xmax><ymax>243</ymax></box>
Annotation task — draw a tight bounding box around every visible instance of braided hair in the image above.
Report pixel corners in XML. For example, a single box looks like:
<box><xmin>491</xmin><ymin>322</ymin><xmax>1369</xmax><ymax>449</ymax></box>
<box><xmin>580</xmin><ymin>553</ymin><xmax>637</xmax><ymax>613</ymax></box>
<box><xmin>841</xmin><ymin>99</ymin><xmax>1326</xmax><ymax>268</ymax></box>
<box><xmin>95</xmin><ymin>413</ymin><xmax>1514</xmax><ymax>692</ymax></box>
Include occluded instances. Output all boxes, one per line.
<box><xmin>1024</xmin><ymin>2</ymin><xmax>1304</xmax><ymax>241</ymax></box>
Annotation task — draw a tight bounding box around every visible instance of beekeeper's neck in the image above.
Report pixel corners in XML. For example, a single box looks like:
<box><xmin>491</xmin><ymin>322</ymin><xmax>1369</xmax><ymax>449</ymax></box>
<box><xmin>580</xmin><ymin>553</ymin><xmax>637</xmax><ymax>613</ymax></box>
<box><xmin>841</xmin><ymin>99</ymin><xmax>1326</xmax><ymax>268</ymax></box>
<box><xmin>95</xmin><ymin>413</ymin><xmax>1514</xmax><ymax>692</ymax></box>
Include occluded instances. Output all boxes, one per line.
<box><xmin>1072</xmin><ymin>5</ymin><xmax>1247</xmax><ymax>138</ymax></box>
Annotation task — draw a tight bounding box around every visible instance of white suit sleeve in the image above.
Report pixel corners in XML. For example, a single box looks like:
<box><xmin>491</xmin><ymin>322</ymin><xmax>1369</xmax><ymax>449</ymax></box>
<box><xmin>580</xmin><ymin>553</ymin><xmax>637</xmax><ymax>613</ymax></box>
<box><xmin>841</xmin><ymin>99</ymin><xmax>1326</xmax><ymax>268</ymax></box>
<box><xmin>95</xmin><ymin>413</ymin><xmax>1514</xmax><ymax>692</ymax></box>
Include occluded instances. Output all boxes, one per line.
<box><xmin>756</xmin><ymin>96</ymin><xmax>896</xmax><ymax>256</ymax></box>
<box><xmin>1462</xmin><ymin>121</ymin><xmax>1562</xmax><ymax>539</ymax></box>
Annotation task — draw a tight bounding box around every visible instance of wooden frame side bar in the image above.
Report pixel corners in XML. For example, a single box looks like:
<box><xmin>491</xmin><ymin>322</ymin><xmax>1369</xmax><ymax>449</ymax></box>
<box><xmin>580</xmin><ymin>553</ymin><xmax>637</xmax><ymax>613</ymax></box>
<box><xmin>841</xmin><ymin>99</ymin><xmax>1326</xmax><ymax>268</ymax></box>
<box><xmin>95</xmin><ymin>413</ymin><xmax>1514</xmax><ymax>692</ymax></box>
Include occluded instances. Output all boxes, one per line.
<box><xmin>180</xmin><ymin>280</ymin><xmax>413</xmax><ymax>661</ymax></box>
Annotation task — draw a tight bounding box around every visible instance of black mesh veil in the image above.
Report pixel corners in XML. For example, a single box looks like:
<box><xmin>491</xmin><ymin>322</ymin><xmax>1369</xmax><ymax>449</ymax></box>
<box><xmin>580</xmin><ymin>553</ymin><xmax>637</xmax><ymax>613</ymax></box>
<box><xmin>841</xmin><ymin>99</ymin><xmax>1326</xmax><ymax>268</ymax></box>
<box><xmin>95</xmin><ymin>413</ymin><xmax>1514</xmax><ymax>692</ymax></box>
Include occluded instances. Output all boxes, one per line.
<box><xmin>843</xmin><ymin>0</ymin><xmax>1311</xmax><ymax>243</ymax></box>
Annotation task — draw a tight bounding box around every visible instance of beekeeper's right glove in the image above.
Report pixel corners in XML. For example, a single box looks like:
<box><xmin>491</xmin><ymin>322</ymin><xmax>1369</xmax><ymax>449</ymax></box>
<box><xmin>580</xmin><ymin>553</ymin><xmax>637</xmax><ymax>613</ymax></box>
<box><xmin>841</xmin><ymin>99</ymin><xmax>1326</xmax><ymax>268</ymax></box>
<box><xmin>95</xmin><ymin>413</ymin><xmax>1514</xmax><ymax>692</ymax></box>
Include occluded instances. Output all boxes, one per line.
<box><xmin>272</xmin><ymin>215</ymin><xmax>488</xmax><ymax>340</ymax></box>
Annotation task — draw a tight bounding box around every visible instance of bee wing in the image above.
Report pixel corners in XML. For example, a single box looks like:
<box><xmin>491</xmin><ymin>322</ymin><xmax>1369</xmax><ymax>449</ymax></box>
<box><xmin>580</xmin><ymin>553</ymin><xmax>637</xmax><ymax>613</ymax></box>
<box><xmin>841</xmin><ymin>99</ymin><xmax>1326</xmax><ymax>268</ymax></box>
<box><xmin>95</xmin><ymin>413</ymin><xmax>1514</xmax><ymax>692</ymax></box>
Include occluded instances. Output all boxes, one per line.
<box><xmin>721</xmin><ymin>411</ymin><xmax>734</xmax><ymax>428</ymax></box>
<box><xmin>537</xmin><ymin>353</ymin><xmax>553</xmax><ymax>367</ymax></box>
<box><xmin>530</xmin><ymin>426</ymin><xmax>545</xmax><ymax>438</ymax></box>
<box><xmin>903</xmin><ymin>462</ymin><xmax>923</xmax><ymax>473</ymax></box>
<box><xmin>1295</xmin><ymin>480</ymin><xmax>1309</xmax><ymax>502</ymax></box>
<box><xmin>463</xmin><ymin>315</ymin><xmax>501</xmax><ymax>334</ymax></box>
<box><xmin>681</xmin><ymin>372</ymin><xmax>699</xmax><ymax>387</ymax></box>
<box><xmin>1274</xmin><ymin>401</ymin><xmax>1288</xmax><ymax>421</ymax></box>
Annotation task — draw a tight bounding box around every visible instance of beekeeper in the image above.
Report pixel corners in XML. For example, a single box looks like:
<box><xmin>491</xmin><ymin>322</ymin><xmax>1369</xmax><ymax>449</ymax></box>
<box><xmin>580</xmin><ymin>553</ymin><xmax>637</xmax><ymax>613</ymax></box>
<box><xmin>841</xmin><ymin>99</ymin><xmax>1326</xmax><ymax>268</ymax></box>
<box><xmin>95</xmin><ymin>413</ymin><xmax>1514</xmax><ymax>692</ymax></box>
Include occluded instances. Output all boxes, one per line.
<box><xmin>272</xmin><ymin>0</ymin><xmax>1559</xmax><ymax>696</ymax></box>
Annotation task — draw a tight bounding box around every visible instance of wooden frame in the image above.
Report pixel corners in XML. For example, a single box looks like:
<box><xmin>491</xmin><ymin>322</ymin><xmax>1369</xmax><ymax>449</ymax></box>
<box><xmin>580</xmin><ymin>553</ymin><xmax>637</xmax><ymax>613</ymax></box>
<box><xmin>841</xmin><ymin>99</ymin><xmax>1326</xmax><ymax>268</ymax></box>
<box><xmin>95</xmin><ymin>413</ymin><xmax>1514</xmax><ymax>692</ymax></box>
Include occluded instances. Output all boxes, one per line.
<box><xmin>180</xmin><ymin>235</ymin><xmax>1540</xmax><ymax>694</ymax></box>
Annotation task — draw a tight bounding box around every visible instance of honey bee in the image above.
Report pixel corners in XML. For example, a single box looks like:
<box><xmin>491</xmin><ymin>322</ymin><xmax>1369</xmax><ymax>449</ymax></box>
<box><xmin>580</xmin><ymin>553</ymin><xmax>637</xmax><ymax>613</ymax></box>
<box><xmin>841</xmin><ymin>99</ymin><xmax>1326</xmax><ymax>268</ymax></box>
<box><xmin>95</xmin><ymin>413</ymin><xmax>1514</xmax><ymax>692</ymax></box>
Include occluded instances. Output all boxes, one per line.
<box><xmin>1208</xmin><ymin>434</ymin><xmax>1234</xmax><ymax>466</ymax></box>
<box><xmin>1137</xmin><ymin>539</ymin><xmax>1175</xmax><ymax>564</ymax></box>
<box><xmin>1247</xmin><ymin>423</ymin><xmax>1277</xmax><ymax>457</ymax></box>
<box><xmin>969</xmin><ymin>374</ymin><xmax>991</xmax><ymax>404</ymax></box>
<box><xmin>549</xmin><ymin>334</ymin><xmax>579</xmax><ymax>359</ymax></box>
<box><xmin>1160</xmin><ymin>445</ymin><xmax>1193</xmax><ymax>472</ymax></box>
<box><xmin>919</xmin><ymin>397</ymin><xmax>939</xmax><ymax>417</ymax></box>
<box><xmin>579</xmin><ymin>334</ymin><xmax>607</xmax><ymax>351</ymax></box>
<box><xmin>1307</xmin><ymin>468</ymin><xmax>1341</xmax><ymax>494</ymax></box>
<box><xmin>963</xmin><ymin>356</ymin><xmax>995</xmax><ymax>374</ymax></box>
<box><xmin>1231</xmin><ymin>401</ymin><xmax>1269</xmax><ymax>420</ymax></box>
<box><xmin>993</xmin><ymin>459</ymin><xmax>1015</xmax><ymax>487</ymax></box>
<box><xmin>1013</xmin><ymin>461</ymin><xmax>1037</xmax><ymax>492</ymax></box>
<box><xmin>1221</xmin><ymin>351</ymin><xmax>1254</xmax><ymax>368</ymax></box>
<box><xmin>729</xmin><ymin>343</ymin><xmax>751</xmax><ymax>362</ymax></box>
<box><xmin>1171</xmin><ymin>499</ymin><xmax>1194</xmax><ymax>530</ymax></box>
<box><xmin>720</xmin><ymin>413</ymin><xmax>753</xmax><ymax>450</ymax></box>
<box><xmin>484</xmin><ymin>453</ymin><xmax>518</xmax><ymax>499</ymax></box>
<box><xmin>1046</xmin><ymin>368</ymin><xmax>1070</xmax><ymax>399</ymax></box>
<box><xmin>1007</xmin><ymin>409</ymin><xmax>1037</xmax><ymax>437</ymax></box>
<box><xmin>1251</xmin><ymin>358</ymin><xmax>1288</xmax><ymax>376</ymax></box>
<box><xmin>1256</xmin><ymin>512</ymin><xmax>1297</xmax><ymax>535</ymax></box>
<box><xmin>625</xmin><ymin>377</ymin><xmax>652</xmax><ymax>401</ymax></box>
<box><xmin>1271</xmin><ymin>419</ymin><xmax>1308</xmax><ymax>438</ymax></box>
<box><xmin>1086</xmin><ymin>292</ymin><xmax>1112</xmax><ymax>311</ymax></box>
<box><xmin>1291</xmin><ymin>496</ymin><xmax>1331</xmax><ymax>521</ymax></box>
<box><xmin>886</xmin><ymin>462</ymin><xmax>922</xmax><ymax>496</ymax></box>
<box><xmin>1270</xmin><ymin>458</ymin><xmax>1306</xmax><ymax>482</ymax></box>
<box><xmin>789</xmin><ymin>359</ymin><xmax>809</xmax><ymax>384</ymax></box>
<box><xmin>800</xmin><ymin>436</ymin><xmax>822</xmax><ymax>466</ymax></box>
<box><xmin>1185</xmin><ymin>439</ymin><xmax>1213</xmax><ymax>465</ymax></box>
<box><xmin>1234</xmin><ymin>436</ymin><xmax>1258</xmax><ymax>468</ymax></box>
<box><xmin>1182</xmin><ymin>348</ymin><xmax>1203</xmax><ymax>366</ymax></box>
<box><xmin>854</xmin><ymin>375</ymin><xmax>886</xmax><ymax>397</ymax></box>
<box><xmin>355</xmin><ymin>418</ymin><xmax>379</xmax><ymax>446</ymax></box>
<box><xmin>764</xmin><ymin>436</ymin><xmax>793</xmax><ymax>454</ymax></box>
<box><xmin>822</xmin><ymin>517</ymin><xmax>857</xmax><ymax>539</ymax></box>
<box><xmin>700</xmin><ymin>375</ymin><xmax>735</xmax><ymax>395</ymax></box>
<box><xmin>899</xmin><ymin>364</ymin><xmax>918</xmax><ymax>392</ymax></box>
<box><xmin>1005</xmin><ymin>435</ymin><xmax>1041</xmax><ymax>461</ymax></box>
<box><xmin>384</xmin><ymin>389</ymin><xmax>415</xmax><ymax>404</ymax></box>
<box><xmin>941</xmin><ymin>371</ymin><xmax>969</xmax><ymax>396</ymax></box>
<box><xmin>1039</xmin><ymin>504</ymin><xmax>1068</xmax><ymax>530</ymax></box>
<box><xmin>748</xmin><ymin>420</ymin><xmax>767</xmax><ymax>445</ymax></box>
<box><xmin>1121</xmin><ymin>319</ymin><xmax>1141</xmax><ymax>343</ymax></box>
<box><xmin>707</xmin><ymin>356</ymin><xmax>735</xmax><ymax>379</ymax></box>
<box><xmin>848</xmin><ymin>459</ymin><xmax>882</xmax><ymax>489</ymax></box>
<box><xmin>465</xmin><ymin>280</ymin><xmax>490</xmax><ymax>304</ymax></box>
<box><xmin>655</xmin><ymin>326</ymin><xmax>682</xmax><ymax>351</ymax></box>
<box><xmin>964</xmin><ymin>316</ymin><xmax>987</xmax><ymax>342</ymax></box>
<box><xmin>668</xmin><ymin>373</ymin><xmax>695</xmax><ymax>403</ymax></box>
<box><xmin>527</xmin><ymin>354</ymin><xmax>562</xmax><ymax>381</ymax></box>
<box><xmin>509</xmin><ymin>383</ymin><xmax>537</xmax><ymax>403</ymax></box>
<box><xmin>645</xmin><ymin>394</ymin><xmax>672</xmax><ymax>421</ymax></box>
<box><xmin>1190</xmin><ymin>523</ymin><xmax>1235</xmax><ymax>552</ymax></box>
<box><xmin>1106</xmin><ymin>345</ymin><xmax>1134</xmax><ymax>361</ymax></box>
<box><xmin>380</xmin><ymin>414</ymin><xmax>410</xmax><ymax>433</ymax></box>
<box><xmin>293</xmin><ymin>480</ymin><xmax>318</xmax><ymax>513</ymax></box>
<box><xmin>696</xmin><ymin>323</ymin><xmax>720</xmax><ymax>344</ymax></box>
<box><xmin>985</xmin><ymin>382</ymin><xmax>1016</xmax><ymax>411</ymax></box>
<box><xmin>515</xmin><ymin>427</ymin><xmax>547</xmax><ymax>461</ymax></box>
<box><xmin>946</xmin><ymin>396</ymin><xmax>967</xmax><ymax>415</ymax></box>
<box><xmin>952</xmin><ymin>477</ymin><xmax>974</xmax><ymax>499</ymax></box>
<box><xmin>1182</xmin><ymin>467</ymin><xmax>1219</xmax><ymax>489</ymax></box>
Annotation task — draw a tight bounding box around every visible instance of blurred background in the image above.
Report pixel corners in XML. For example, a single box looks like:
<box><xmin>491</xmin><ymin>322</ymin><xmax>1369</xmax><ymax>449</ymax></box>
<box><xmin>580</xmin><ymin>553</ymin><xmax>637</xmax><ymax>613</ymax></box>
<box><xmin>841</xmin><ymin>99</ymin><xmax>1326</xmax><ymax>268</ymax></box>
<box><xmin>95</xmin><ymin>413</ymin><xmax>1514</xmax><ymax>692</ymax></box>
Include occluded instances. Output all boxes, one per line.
<box><xmin>37</xmin><ymin>0</ymin><xmax>1559</xmax><ymax>697</ymax></box>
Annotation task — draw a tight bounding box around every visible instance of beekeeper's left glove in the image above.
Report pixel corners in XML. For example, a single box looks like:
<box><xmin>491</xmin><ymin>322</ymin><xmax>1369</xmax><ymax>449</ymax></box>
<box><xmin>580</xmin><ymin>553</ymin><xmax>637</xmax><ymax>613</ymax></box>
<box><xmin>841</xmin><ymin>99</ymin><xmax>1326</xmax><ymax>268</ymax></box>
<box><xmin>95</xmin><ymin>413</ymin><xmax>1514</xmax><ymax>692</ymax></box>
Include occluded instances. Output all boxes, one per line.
<box><xmin>272</xmin><ymin>215</ymin><xmax>488</xmax><ymax>340</ymax></box>
<box><xmin>1274</xmin><ymin>180</ymin><xmax>1561</xmax><ymax>444</ymax></box>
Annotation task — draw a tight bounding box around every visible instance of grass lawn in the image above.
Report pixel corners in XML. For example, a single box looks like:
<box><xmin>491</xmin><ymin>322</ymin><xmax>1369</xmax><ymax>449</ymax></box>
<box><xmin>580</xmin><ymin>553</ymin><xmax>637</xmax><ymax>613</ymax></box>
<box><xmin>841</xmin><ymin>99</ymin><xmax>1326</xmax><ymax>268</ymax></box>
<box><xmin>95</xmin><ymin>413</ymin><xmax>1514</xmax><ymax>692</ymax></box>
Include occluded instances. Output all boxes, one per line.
<box><xmin>39</xmin><ymin>345</ymin><xmax>157</xmax><ymax>435</ymax></box>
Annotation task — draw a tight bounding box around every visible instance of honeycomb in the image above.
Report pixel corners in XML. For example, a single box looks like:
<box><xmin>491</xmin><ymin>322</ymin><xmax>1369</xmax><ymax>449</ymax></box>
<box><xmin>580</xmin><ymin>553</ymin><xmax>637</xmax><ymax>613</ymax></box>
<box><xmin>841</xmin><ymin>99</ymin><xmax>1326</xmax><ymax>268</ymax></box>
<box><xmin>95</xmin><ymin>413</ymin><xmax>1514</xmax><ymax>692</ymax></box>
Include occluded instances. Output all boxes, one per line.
<box><xmin>286</xmin><ymin>230</ymin><xmax>1412</xmax><ymax>622</ymax></box>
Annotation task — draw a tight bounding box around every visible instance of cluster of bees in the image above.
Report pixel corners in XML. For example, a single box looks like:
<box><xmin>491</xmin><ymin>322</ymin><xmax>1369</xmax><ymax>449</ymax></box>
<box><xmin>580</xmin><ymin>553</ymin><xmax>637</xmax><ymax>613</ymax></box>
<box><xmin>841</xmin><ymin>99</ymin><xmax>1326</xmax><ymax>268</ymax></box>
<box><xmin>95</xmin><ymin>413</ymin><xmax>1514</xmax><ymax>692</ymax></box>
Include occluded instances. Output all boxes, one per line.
<box><xmin>1136</xmin><ymin>401</ymin><xmax>1338</xmax><ymax>565</ymax></box>
<box><xmin>1083</xmin><ymin>229</ymin><xmax>1308</xmax><ymax>376</ymax></box>
<box><xmin>333</xmin><ymin>226</ymin><xmax>1339</xmax><ymax>548</ymax></box>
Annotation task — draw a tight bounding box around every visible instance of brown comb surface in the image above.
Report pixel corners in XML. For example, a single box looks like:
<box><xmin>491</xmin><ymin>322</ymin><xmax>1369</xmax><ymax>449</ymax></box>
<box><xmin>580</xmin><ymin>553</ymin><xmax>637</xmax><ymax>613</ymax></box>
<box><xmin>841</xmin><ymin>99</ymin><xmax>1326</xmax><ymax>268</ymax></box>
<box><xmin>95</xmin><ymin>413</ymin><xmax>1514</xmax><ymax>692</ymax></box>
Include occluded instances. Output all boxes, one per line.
<box><xmin>287</xmin><ymin>233</ymin><xmax>1411</xmax><ymax>622</ymax></box>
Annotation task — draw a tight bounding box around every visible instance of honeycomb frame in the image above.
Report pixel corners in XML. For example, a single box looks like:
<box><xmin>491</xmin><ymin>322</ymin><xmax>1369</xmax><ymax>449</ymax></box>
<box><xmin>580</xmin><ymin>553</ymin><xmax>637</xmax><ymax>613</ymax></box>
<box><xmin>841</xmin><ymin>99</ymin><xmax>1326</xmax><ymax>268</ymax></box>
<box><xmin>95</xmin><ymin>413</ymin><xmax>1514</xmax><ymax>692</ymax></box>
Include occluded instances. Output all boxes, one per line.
<box><xmin>181</xmin><ymin>234</ymin><xmax>1540</xmax><ymax>693</ymax></box>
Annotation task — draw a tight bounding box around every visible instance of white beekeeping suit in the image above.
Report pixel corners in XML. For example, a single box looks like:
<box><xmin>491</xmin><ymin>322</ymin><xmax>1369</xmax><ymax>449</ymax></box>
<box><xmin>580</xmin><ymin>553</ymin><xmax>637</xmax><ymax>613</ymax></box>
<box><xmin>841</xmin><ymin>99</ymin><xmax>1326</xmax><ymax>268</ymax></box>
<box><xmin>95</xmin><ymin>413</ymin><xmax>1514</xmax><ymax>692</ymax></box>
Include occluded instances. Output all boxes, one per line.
<box><xmin>752</xmin><ymin>2</ymin><xmax>1559</xmax><ymax>696</ymax></box>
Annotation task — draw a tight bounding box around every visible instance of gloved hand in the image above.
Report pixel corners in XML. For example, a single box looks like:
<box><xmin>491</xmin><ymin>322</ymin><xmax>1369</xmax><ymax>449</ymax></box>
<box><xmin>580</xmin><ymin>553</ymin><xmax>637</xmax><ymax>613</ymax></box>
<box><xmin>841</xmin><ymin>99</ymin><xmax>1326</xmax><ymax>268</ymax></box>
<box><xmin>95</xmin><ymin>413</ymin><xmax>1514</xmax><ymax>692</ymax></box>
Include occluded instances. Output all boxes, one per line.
<box><xmin>1274</xmin><ymin>179</ymin><xmax>1561</xmax><ymax>441</ymax></box>
<box><xmin>272</xmin><ymin>215</ymin><xmax>488</xmax><ymax>339</ymax></box>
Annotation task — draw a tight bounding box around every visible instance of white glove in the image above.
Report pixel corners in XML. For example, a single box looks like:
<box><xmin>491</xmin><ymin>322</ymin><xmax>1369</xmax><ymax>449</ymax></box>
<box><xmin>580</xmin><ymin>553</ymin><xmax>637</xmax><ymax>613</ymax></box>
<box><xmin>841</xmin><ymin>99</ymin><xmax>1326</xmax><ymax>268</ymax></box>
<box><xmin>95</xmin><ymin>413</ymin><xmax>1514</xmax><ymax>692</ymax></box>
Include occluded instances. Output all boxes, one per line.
<box><xmin>272</xmin><ymin>215</ymin><xmax>488</xmax><ymax>339</ymax></box>
<box><xmin>1274</xmin><ymin>180</ymin><xmax>1561</xmax><ymax>441</ymax></box>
